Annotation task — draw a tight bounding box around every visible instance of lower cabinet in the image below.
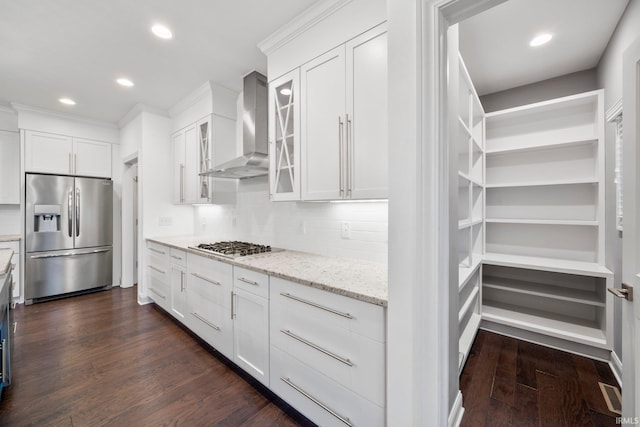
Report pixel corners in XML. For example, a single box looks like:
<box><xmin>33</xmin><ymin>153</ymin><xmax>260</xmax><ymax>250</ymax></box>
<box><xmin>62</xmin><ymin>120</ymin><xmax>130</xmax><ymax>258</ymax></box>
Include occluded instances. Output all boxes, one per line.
<box><xmin>232</xmin><ymin>268</ymin><xmax>270</xmax><ymax>386</ymax></box>
<box><xmin>146</xmin><ymin>242</ymin><xmax>170</xmax><ymax>313</ymax></box>
<box><xmin>0</xmin><ymin>241</ymin><xmax>20</xmax><ymax>301</ymax></box>
<box><xmin>170</xmin><ymin>248</ymin><xmax>187</xmax><ymax>323</ymax></box>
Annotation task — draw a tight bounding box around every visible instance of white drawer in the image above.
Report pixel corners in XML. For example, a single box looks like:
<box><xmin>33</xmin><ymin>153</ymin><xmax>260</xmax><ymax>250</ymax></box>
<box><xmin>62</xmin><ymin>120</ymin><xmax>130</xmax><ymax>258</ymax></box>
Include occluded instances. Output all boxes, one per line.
<box><xmin>270</xmin><ymin>277</ymin><xmax>385</xmax><ymax>343</ymax></box>
<box><xmin>234</xmin><ymin>266</ymin><xmax>269</xmax><ymax>298</ymax></box>
<box><xmin>169</xmin><ymin>248</ymin><xmax>187</xmax><ymax>267</ymax></box>
<box><xmin>147</xmin><ymin>265</ymin><xmax>170</xmax><ymax>311</ymax></box>
<box><xmin>271</xmin><ymin>345</ymin><xmax>384</xmax><ymax>427</ymax></box>
<box><xmin>188</xmin><ymin>253</ymin><xmax>232</xmax><ymax>309</ymax></box>
<box><xmin>271</xmin><ymin>316</ymin><xmax>385</xmax><ymax>407</ymax></box>
<box><xmin>187</xmin><ymin>298</ymin><xmax>233</xmax><ymax>360</ymax></box>
<box><xmin>147</xmin><ymin>241</ymin><xmax>169</xmax><ymax>261</ymax></box>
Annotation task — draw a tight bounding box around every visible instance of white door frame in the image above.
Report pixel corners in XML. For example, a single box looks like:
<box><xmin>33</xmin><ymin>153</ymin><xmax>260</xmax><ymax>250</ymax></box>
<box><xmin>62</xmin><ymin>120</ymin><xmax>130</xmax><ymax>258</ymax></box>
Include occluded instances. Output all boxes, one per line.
<box><xmin>386</xmin><ymin>0</ymin><xmax>504</xmax><ymax>425</ymax></box>
<box><xmin>621</xmin><ymin>35</ymin><xmax>640</xmax><ymax>420</ymax></box>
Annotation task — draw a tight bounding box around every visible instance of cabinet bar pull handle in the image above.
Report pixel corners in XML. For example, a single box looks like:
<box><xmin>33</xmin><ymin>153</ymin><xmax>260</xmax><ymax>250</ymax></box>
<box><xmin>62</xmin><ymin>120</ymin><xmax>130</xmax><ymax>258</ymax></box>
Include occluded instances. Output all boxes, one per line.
<box><xmin>280</xmin><ymin>377</ymin><xmax>353</xmax><ymax>426</ymax></box>
<box><xmin>74</xmin><ymin>154</ymin><xmax>77</xmax><ymax>174</ymax></box>
<box><xmin>192</xmin><ymin>312</ymin><xmax>220</xmax><ymax>330</ymax></box>
<box><xmin>149</xmin><ymin>265</ymin><xmax>165</xmax><ymax>274</ymax></box>
<box><xmin>0</xmin><ymin>339</ymin><xmax>6</xmax><ymax>382</ymax></box>
<box><xmin>171</xmin><ymin>255</ymin><xmax>182</xmax><ymax>260</ymax></box>
<box><xmin>346</xmin><ymin>114</ymin><xmax>352</xmax><ymax>196</ymax></box>
<box><xmin>68</xmin><ymin>188</ymin><xmax>73</xmax><ymax>237</ymax></box>
<box><xmin>180</xmin><ymin>271</ymin><xmax>185</xmax><ymax>292</ymax></box>
<box><xmin>280</xmin><ymin>292</ymin><xmax>353</xmax><ymax>319</ymax></box>
<box><xmin>191</xmin><ymin>272</ymin><xmax>221</xmax><ymax>286</ymax></box>
<box><xmin>68</xmin><ymin>154</ymin><xmax>72</xmax><ymax>174</ymax></box>
<box><xmin>149</xmin><ymin>287</ymin><xmax>166</xmax><ymax>300</ymax></box>
<box><xmin>238</xmin><ymin>277</ymin><xmax>258</xmax><ymax>286</ymax></box>
<box><xmin>180</xmin><ymin>163</ymin><xmax>185</xmax><ymax>203</ymax></box>
<box><xmin>231</xmin><ymin>292</ymin><xmax>235</xmax><ymax>319</ymax></box>
<box><xmin>281</xmin><ymin>329</ymin><xmax>353</xmax><ymax>366</ymax></box>
<box><xmin>149</xmin><ymin>247</ymin><xmax>165</xmax><ymax>255</ymax></box>
<box><xmin>338</xmin><ymin>116</ymin><xmax>344</xmax><ymax>196</ymax></box>
<box><xmin>607</xmin><ymin>283</ymin><xmax>633</xmax><ymax>301</ymax></box>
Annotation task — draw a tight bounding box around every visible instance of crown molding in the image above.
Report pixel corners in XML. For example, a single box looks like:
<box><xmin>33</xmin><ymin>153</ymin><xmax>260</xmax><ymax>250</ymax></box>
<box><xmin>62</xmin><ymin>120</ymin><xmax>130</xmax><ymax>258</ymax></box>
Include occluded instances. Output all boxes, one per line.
<box><xmin>10</xmin><ymin>102</ymin><xmax>118</xmax><ymax>129</ymax></box>
<box><xmin>257</xmin><ymin>0</ymin><xmax>353</xmax><ymax>56</ymax></box>
<box><xmin>606</xmin><ymin>98</ymin><xmax>623</xmax><ymax>122</ymax></box>
<box><xmin>118</xmin><ymin>103</ymin><xmax>169</xmax><ymax>128</ymax></box>
<box><xmin>0</xmin><ymin>105</ymin><xmax>16</xmax><ymax>115</ymax></box>
<box><xmin>168</xmin><ymin>81</ymin><xmax>213</xmax><ymax>118</ymax></box>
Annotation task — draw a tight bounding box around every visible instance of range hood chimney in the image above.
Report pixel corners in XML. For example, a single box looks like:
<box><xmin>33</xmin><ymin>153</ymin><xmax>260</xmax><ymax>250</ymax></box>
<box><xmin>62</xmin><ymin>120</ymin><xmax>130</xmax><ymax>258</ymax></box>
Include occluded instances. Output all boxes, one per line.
<box><xmin>201</xmin><ymin>71</ymin><xmax>268</xmax><ymax>179</ymax></box>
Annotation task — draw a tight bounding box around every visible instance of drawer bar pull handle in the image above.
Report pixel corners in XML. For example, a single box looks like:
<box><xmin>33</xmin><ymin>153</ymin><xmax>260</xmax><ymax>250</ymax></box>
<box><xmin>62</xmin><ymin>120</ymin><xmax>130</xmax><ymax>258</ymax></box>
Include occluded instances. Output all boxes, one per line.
<box><xmin>149</xmin><ymin>247</ymin><xmax>166</xmax><ymax>255</ymax></box>
<box><xmin>280</xmin><ymin>377</ymin><xmax>353</xmax><ymax>427</ymax></box>
<box><xmin>281</xmin><ymin>329</ymin><xmax>353</xmax><ymax>367</ymax></box>
<box><xmin>192</xmin><ymin>312</ymin><xmax>220</xmax><ymax>331</ymax></box>
<box><xmin>149</xmin><ymin>265</ymin><xmax>165</xmax><ymax>274</ymax></box>
<box><xmin>280</xmin><ymin>293</ymin><xmax>353</xmax><ymax>319</ymax></box>
<box><xmin>171</xmin><ymin>255</ymin><xmax>183</xmax><ymax>260</ymax></box>
<box><xmin>191</xmin><ymin>272</ymin><xmax>222</xmax><ymax>286</ymax></box>
<box><xmin>238</xmin><ymin>277</ymin><xmax>258</xmax><ymax>286</ymax></box>
<box><xmin>149</xmin><ymin>287</ymin><xmax>166</xmax><ymax>300</ymax></box>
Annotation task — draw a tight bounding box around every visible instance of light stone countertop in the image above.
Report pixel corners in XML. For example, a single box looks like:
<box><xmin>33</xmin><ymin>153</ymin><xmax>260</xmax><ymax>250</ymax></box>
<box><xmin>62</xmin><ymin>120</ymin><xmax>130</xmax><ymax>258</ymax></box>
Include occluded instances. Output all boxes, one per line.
<box><xmin>0</xmin><ymin>248</ymin><xmax>13</xmax><ymax>276</ymax></box>
<box><xmin>147</xmin><ymin>235</ymin><xmax>388</xmax><ymax>307</ymax></box>
<box><xmin>0</xmin><ymin>234</ymin><xmax>20</xmax><ymax>243</ymax></box>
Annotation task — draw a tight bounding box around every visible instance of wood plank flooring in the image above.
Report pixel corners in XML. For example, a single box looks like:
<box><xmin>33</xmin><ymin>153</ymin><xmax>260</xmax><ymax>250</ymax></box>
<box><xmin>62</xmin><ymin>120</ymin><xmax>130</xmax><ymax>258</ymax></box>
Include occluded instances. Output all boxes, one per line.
<box><xmin>0</xmin><ymin>286</ymin><xmax>314</xmax><ymax>426</ymax></box>
<box><xmin>460</xmin><ymin>329</ymin><xmax>621</xmax><ymax>427</ymax></box>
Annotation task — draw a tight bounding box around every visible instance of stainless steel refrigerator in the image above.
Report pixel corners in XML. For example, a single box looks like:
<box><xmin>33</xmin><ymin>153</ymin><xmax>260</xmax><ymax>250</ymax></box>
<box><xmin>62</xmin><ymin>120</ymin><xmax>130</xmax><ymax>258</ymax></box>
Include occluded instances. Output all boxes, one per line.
<box><xmin>25</xmin><ymin>173</ymin><xmax>113</xmax><ymax>304</ymax></box>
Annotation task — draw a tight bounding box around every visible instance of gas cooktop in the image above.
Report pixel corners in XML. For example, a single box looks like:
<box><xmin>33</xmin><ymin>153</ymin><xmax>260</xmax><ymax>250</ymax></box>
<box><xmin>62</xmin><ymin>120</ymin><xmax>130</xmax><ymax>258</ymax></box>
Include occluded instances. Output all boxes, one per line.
<box><xmin>188</xmin><ymin>241</ymin><xmax>282</xmax><ymax>259</ymax></box>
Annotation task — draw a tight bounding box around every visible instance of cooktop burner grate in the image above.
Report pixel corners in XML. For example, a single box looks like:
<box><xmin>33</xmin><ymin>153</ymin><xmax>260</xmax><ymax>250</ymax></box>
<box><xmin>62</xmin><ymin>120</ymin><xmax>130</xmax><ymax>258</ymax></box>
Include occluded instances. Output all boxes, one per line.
<box><xmin>192</xmin><ymin>241</ymin><xmax>276</xmax><ymax>258</ymax></box>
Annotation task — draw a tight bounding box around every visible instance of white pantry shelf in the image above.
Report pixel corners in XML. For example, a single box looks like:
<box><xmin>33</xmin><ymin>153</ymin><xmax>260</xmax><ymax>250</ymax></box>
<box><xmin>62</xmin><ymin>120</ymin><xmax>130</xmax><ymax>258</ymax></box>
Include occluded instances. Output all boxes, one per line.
<box><xmin>459</xmin><ymin>286</ymin><xmax>480</xmax><ymax>323</ymax></box>
<box><xmin>483</xmin><ymin>276</ymin><xmax>605</xmax><ymax>307</ymax></box>
<box><xmin>458</xmin><ymin>218</ymin><xmax>483</xmax><ymax>230</ymax></box>
<box><xmin>485</xmin><ymin>218</ymin><xmax>599</xmax><ymax>227</ymax></box>
<box><xmin>485</xmin><ymin>178</ymin><xmax>598</xmax><ymax>189</ymax></box>
<box><xmin>483</xmin><ymin>252</ymin><xmax>612</xmax><ymax>278</ymax></box>
<box><xmin>485</xmin><ymin>137</ymin><xmax>597</xmax><ymax>155</ymax></box>
<box><xmin>458</xmin><ymin>312</ymin><xmax>481</xmax><ymax>372</ymax></box>
<box><xmin>459</xmin><ymin>257</ymin><xmax>482</xmax><ymax>289</ymax></box>
<box><xmin>485</xmin><ymin>90</ymin><xmax>599</xmax><ymax>122</ymax></box>
<box><xmin>482</xmin><ymin>301</ymin><xmax>607</xmax><ymax>349</ymax></box>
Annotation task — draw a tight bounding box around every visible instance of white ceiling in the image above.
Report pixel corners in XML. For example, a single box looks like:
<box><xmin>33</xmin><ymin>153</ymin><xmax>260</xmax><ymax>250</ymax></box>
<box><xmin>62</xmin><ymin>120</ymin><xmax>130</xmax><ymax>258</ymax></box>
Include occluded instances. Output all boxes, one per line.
<box><xmin>459</xmin><ymin>0</ymin><xmax>629</xmax><ymax>96</ymax></box>
<box><xmin>0</xmin><ymin>0</ymin><xmax>318</xmax><ymax>123</ymax></box>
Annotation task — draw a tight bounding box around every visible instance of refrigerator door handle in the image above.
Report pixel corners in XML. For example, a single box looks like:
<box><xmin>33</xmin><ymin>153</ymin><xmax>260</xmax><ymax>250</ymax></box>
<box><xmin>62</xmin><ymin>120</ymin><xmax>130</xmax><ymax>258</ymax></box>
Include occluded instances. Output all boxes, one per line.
<box><xmin>75</xmin><ymin>187</ymin><xmax>80</xmax><ymax>237</ymax></box>
<box><xmin>68</xmin><ymin>188</ymin><xmax>74</xmax><ymax>237</ymax></box>
<box><xmin>30</xmin><ymin>248</ymin><xmax>111</xmax><ymax>259</ymax></box>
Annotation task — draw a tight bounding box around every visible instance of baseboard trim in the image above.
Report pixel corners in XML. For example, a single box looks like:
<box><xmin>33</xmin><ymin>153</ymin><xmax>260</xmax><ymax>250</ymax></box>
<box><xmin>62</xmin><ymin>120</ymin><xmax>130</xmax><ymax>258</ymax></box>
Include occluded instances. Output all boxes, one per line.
<box><xmin>609</xmin><ymin>350</ymin><xmax>623</xmax><ymax>388</ymax></box>
<box><xmin>448</xmin><ymin>390</ymin><xmax>464</xmax><ymax>427</ymax></box>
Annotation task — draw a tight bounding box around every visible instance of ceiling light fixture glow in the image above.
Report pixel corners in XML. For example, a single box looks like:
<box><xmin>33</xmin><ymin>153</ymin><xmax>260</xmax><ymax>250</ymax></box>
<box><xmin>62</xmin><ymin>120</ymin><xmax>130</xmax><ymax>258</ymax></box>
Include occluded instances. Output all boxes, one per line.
<box><xmin>116</xmin><ymin>78</ymin><xmax>134</xmax><ymax>87</ymax></box>
<box><xmin>59</xmin><ymin>97</ymin><xmax>76</xmax><ymax>105</ymax></box>
<box><xmin>529</xmin><ymin>33</ymin><xmax>553</xmax><ymax>47</ymax></box>
<box><xmin>279</xmin><ymin>88</ymin><xmax>292</xmax><ymax>96</ymax></box>
<box><xmin>152</xmin><ymin>24</ymin><xmax>173</xmax><ymax>39</ymax></box>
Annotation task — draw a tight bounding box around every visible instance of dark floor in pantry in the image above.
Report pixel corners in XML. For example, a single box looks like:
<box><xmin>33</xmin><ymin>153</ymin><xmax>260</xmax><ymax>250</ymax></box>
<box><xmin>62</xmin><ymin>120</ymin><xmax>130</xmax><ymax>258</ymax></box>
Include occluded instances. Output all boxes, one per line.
<box><xmin>459</xmin><ymin>329</ymin><xmax>621</xmax><ymax>427</ymax></box>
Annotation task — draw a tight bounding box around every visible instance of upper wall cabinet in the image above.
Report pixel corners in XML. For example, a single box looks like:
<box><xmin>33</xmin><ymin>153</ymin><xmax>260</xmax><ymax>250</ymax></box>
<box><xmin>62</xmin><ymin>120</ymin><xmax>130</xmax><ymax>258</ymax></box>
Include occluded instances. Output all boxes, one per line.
<box><xmin>269</xmin><ymin>69</ymin><xmax>301</xmax><ymax>201</ymax></box>
<box><xmin>300</xmin><ymin>24</ymin><xmax>388</xmax><ymax>201</ymax></box>
<box><xmin>25</xmin><ymin>130</ymin><xmax>111</xmax><ymax>178</ymax></box>
<box><xmin>0</xmin><ymin>130</ymin><xmax>20</xmax><ymax>204</ymax></box>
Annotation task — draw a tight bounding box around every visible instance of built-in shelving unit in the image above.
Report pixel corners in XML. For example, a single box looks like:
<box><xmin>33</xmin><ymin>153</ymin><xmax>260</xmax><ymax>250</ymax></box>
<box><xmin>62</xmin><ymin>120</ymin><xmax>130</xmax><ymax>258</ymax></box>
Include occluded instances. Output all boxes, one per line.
<box><xmin>455</xmin><ymin>53</ymin><xmax>485</xmax><ymax>372</ymax></box>
<box><xmin>481</xmin><ymin>90</ymin><xmax>613</xmax><ymax>356</ymax></box>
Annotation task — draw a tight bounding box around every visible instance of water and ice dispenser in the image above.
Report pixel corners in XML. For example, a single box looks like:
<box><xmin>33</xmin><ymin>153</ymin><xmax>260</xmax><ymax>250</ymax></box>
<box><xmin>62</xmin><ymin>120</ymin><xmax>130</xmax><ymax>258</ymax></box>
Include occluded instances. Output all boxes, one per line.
<box><xmin>33</xmin><ymin>205</ymin><xmax>61</xmax><ymax>232</ymax></box>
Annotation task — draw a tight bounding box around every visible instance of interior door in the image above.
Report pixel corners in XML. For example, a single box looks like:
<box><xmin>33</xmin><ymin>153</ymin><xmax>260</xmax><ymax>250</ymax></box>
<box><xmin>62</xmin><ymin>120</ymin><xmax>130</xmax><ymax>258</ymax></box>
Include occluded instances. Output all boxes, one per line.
<box><xmin>620</xmin><ymin>37</ymin><xmax>640</xmax><ymax>420</ymax></box>
<box><xmin>74</xmin><ymin>177</ymin><xmax>113</xmax><ymax>249</ymax></box>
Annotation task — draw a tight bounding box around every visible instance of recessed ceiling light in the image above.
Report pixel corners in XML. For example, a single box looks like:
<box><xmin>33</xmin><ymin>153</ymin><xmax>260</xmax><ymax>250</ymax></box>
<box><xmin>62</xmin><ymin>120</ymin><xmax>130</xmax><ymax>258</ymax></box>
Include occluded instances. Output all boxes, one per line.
<box><xmin>116</xmin><ymin>78</ymin><xmax>134</xmax><ymax>87</ymax></box>
<box><xmin>530</xmin><ymin>33</ymin><xmax>553</xmax><ymax>47</ymax></box>
<box><xmin>152</xmin><ymin>24</ymin><xmax>173</xmax><ymax>40</ymax></box>
<box><xmin>59</xmin><ymin>98</ymin><xmax>76</xmax><ymax>105</ymax></box>
<box><xmin>280</xmin><ymin>88</ymin><xmax>292</xmax><ymax>96</ymax></box>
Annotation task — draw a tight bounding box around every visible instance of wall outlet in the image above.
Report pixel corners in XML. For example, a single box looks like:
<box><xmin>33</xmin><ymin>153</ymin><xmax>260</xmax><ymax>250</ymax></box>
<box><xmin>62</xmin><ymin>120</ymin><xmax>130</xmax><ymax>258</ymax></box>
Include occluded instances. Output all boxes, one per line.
<box><xmin>341</xmin><ymin>222</ymin><xmax>351</xmax><ymax>239</ymax></box>
<box><xmin>159</xmin><ymin>216</ymin><xmax>172</xmax><ymax>226</ymax></box>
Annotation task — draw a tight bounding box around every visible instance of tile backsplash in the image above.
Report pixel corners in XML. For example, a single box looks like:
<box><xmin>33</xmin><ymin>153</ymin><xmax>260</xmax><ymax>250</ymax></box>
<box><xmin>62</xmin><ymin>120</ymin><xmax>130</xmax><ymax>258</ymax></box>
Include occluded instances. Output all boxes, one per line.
<box><xmin>193</xmin><ymin>178</ymin><xmax>388</xmax><ymax>263</ymax></box>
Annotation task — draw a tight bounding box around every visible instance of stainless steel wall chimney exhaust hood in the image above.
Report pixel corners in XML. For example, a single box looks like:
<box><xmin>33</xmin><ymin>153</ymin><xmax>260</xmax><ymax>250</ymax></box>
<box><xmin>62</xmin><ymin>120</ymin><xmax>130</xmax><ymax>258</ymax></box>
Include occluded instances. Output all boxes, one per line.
<box><xmin>201</xmin><ymin>71</ymin><xmax>268</xmax><ymax>179</ymax></box>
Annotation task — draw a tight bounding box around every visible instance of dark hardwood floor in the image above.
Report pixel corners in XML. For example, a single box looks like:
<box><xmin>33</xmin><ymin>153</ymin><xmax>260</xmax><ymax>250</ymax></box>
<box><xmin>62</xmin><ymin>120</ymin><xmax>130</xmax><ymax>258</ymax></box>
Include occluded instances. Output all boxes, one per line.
<box><xmin>460</xmin><ymin>329</ymin><xmax>621</xmax><ymax>427</ymax></box>
<box><xmin>0</xmin><ymin>286</ymin><xmax>314</xmax><ymax>427</ymax></box>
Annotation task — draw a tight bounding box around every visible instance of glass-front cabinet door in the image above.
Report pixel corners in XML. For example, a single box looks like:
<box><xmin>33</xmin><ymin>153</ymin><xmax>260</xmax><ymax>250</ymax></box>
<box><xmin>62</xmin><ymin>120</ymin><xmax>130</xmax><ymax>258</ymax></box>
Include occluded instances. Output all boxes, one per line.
<box><xmin>196</xmin><ymin>115</ymin><xmax>212</xmax><ymax>203</ymax></box>
<box><xmin>269</xmin><ymin>69</ymin><xmax>300</xmax><ymax>201</ymax></box>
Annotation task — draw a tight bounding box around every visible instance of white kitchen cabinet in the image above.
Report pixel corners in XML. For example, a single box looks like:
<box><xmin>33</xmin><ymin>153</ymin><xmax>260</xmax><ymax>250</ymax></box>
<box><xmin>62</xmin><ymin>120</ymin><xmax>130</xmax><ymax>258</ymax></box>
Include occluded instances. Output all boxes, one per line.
<box><xmin>0</xmin><ymin>240</ymin><xmax>20</xmax><ymax>301</ymax></box>
<box><xmin>0</xmin><ymin>131</ymin><xmax>19</xmax><ymax>204</ymax></box>
<box><xmin>300</xmin><ymin>24</ymin><xmax>387</xmax><ymax>201</ymax></box>
<box><xmin>270</xmin><ymin>276</ymin><xmax>386</xmax><ymax>426</ymax></box>
<box><xmin>169</xmin><ymin>248</ymin><xmax>187</xmax><ymax>323</ymax></box>
<box><xmin>25</xmin><ymin>130</ymin><xmax>111</xmax><ymax>178</ymax></box>
<box><xmin>186</xmin><ymin>252</ymin><xmax>234</xmax><ymax>359</ymax></box>
<box><xmin>146</xmin><ymin>242</ymin><xmax>170</xmax><ymax>313</ymax></box>
<box><xmin>269</xmin><ymin>69</ymin><xmax>301</xmax><ymax>201</ymax></box>
<box><xmin>232</xmin><ymin>268</ymin><xmax>270</xmax><ymax>386</ymax></box>
<box><xmin>172</xmin><ymin>123</ymin><xmax>197</xmax><ymax>204</ymax></box>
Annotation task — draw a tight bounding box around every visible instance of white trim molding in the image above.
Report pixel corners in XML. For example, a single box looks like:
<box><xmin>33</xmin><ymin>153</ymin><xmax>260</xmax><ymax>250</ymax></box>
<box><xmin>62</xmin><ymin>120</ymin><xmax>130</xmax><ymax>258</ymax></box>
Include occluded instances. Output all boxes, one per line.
<box><xmin>118</xmin><ymin>104</ymin><xmax>168</xmax><ymax>128</ymax></box>
<box><xmin>168</xmin><ymin>81</ymin><xmax>214</xmax><ymax>118</ymax></box>
<box><xmin>257</xmin><ymin>0</ymin><xmax>353</xmax><ymax>55</ymax></box>
<box><xmin>610</xmin><ymin>350</ymin><xmax>623</xmax><ymax>388</ymax></box>
<box><xmin>10</xmin><ymin>102</ymin><xmax>118</xmax><ymax>130</ymax></box>
<box><xmin>448</xmin><ymin>391</ymin><xmax>465</xmax><ymax>427</ymax></box>
<box><xmin>606</xmin><ymin>97</ymin><xmax>623</xmax><ymax>123</ymax></box>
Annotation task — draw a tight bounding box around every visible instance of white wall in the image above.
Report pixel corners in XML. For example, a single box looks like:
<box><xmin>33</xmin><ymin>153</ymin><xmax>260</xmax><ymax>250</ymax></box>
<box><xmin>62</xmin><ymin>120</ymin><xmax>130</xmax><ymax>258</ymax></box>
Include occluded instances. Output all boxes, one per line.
<box><xmin>193</xmin><ymin>177</ymin><xmax>387</xmax><ymax>263</ymax></box>
<box><xmin>597</xmin><ymin>0</ymin><xmax>640</xmax><ymax>362</ymax></box>
<box><xmin>0</xmin><ymin>108</ymin><xmax>20</xmax><ymax>236</ymax></box>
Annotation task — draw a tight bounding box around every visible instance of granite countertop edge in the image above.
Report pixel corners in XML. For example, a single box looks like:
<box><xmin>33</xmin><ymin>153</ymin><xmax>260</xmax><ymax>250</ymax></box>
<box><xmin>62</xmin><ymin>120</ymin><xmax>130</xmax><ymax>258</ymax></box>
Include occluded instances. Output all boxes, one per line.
<box><xmin>147</xmin><ymin>236</ymin><xmax>388</xmax><ymax>308</ymax></box>
<box><xmin>0</xmin><ymin>234</ymin><xmax>21</xmax><ymax>243</ymax></box>
<box><xmin>0</xmin><ymin>248</ymin><xmax>13</xmax><ymax>276</ymax></box>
